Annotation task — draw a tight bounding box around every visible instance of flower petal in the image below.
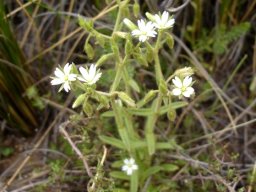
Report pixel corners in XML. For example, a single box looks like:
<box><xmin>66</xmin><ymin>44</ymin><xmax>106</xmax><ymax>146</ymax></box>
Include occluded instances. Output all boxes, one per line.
<box><xmin>79</xmin><ymin>67</ymin><xmax>89</xmax><ymax>78</ymax></box>
<box><xmin>54</xmin><ymin>68</ymin><xmax>64</xmax><ymax>78</ymax></box>
<box><xmin>63</xmin><ymin>82</ymin><xmax>70</xmax><ymax>92</ymax></box>
<box><xmin>183</xmin><ymin>76</ymin><xmax>192</xmax><ymax>87</ymax></box>
<box><xmin>172</xmin><ymin>76</ymin><xmax>182</xmax><ymax>88</ymax></box>
<box><xmin>127</xmin><ymin>169</ymin><xmax>133</xmax><ymax>175</ymax></box>
<box><xmin>172</xmin><ymin>88</ymin><xmax>182</xmax><ymax>96</ymax></box>
<box><xmin>122</xmin><ymin>165</ymin><xmax>128</xmax><ymax>171</ymax></box>
<box><xmin>63</xmin><ymin>63</ymin><xmax>71</xmax><ymax>74</ymax></box>
<box><xmin>51</xmin><ymin>78</ymin><xmax>64</xmax><ymax>85</ymax></box>
<box><xmin>183</xmin><ymin>87</ymin><xmax>194</xmax><ymax>97</ymax></box>
<box><xmin>129</xmin><ymin>158</ymin><xmax>135</xmax><ymax>164</ymax></box>
<box><xmin>162</xmin><ymin>11</ymin><xmax>169</xmax><ymax>23</ymax></box>
<box><xmin>132</xmin><ymin>164</ymin><xmax>138</xmax><ymax>170</ymax></box>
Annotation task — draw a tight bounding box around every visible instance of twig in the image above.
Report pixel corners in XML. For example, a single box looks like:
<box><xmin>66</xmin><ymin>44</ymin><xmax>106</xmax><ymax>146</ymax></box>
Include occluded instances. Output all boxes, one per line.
<box><xmin>59</xmin><ymin>122</ymin><xmax>93</xmax><ymax>177</ymax></box>
<box><xmin>168</xmin><ymin>0</ymin><xmax>190</xmax><ymax>13</ymax></box>
<box><xmin>10</xmin><ymin>180</ymin><xmax>49</xmax><ymax>192</ymax></box>
<box><xmin>87</xmin><ymin>146</ymin><xmax>108</xmax><ymax>191</ymax></box>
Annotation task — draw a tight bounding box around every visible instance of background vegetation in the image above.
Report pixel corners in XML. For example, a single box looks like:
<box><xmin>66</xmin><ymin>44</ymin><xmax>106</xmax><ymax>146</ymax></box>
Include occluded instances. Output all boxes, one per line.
<box><xmin>0</xmin><ymin>0</ymin><xmax>255</xmax><ymax>191</ymax></box>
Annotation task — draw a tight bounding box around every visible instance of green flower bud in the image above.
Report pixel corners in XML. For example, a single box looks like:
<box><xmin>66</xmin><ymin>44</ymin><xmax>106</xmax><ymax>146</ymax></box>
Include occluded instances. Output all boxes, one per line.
<box><xmin>125</xmin><ymin>39</ymin><xmax>133</xmax><ymax>55</ymax></box>
<box><xmin>159</xmin><ymin>79</ymin><xmax>168</xmax><ymax>95</ymax></box>
<box><xmin>133</xmin><ymin>2</ymin><xmax>140</xmax><ymax>18</ymax></box>
<box><xmin>167</xmin><ymin>108</ymin><xmax>177</xmax><ymax>122</ymax></box>
<box><xmin>95</xmin><ymin>53</ymin><xmax>114</xmax><ymax>67</ymax></box>
<box><xmin>83</xmin><ymin>101</ymin><xmax>93</xmax><ymax>117</ymax></box>
<box><xmin>117</xmin><ymin>92</ymin><xmax>136</xmax><ymax>107</ymax></box>
<box><xmin>114</xmin><ymin>31</ymin><xmax>128</xmax><ymax>39</ymax></box>
<box><xmin>123</xmin><ymin>18</ymin><xmax>137</xmax><ymax>30</ymax></box>
<box><xmin>72</xmin><ymin>94</ymin><xmax>87</xmax><ymax>108</ymax></box>
<box><xmin>165</xmin><ymin>33</ymin><xmax>174</xmax><ymax>49</ymax></box>
<box><xmin>145</xmin><ymin>12</ymin><xmax>155</xmax><ymax>22</ymax></box>
<box><xmin>143</xmin><ymin>90</ymin><xmax>157</xmax><ymax>103</ymax></box>
<box><xmin>78</xmin><ymin>16</ymin><xmax>93</xmax><ymax>32</ymax></box>
<box><xmin>134</xmin><ymin>53</ymin><xmax>148</xmax><ymax>67</ymax></box>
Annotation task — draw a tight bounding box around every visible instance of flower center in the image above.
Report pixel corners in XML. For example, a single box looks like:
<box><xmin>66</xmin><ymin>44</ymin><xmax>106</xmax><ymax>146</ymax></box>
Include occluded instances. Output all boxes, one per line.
<box><xmin>181</xmin><ymin>86</ymin><xmax>187</xmax><ymax>92</ymax></box>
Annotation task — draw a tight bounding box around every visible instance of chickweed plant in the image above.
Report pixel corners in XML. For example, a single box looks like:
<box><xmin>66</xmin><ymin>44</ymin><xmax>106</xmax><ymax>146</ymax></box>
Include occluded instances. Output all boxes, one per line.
<box><xmin>51</xmin><ymin>1</ymin><xmax>195</xmax><ymax>191</ymax></box>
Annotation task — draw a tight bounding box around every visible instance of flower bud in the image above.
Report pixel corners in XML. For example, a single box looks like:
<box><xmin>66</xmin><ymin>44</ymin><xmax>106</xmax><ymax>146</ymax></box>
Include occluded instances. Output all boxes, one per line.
<box><xmin>117</xmin><ymin>92</ymin><xmax>136</xmax><ymax>107</ymax></box>
<box><xmin>78</xmin><ymin>16</ymin><xmax>93</xmax><ymax>32</ymax></box>
<box><xmin>145</xmin><ymin>12</ymin><xmax>155</xmax><ymax>22</ymax></box>
<box><xmin>83</xmin><ymin>101</ymin><xmax>93</xmax><ymax>116</ymax></box>
<box><xmin>123</xmin><ymin>18</ymin><xmax>137</xmax><ymax>30</ymax></box>
<box><xmin>167</xmin><ymin>108</ymin><xmax>176</xmax><ymax>122</ymax></box>
<box><xmin>143</xmin><ymin>90</ymin><xmax>157</xmax><ymax>103</ymax></box>
<box><xmin>133</xmin><ymin>2</ymin><xmax>140</xmax><ymax>18</ymax></box>
<box><xmin>165</xmin><ymin>33</ymin><xmax>174</xmax><ymax>49</ymax></box>
<box><xmin>159</xmin><ymin>79</ymin><xmax>168</xmax><ymax>95</ymax></box>
<box><xmin>174</xmin><ymin>67</ymin><xmax>194</xmax><ymax>79</ymax></box>
<box><xmin>72</xmin><ymin>94</ymin><xmax>87</xmax><ymax>108</ymax></box>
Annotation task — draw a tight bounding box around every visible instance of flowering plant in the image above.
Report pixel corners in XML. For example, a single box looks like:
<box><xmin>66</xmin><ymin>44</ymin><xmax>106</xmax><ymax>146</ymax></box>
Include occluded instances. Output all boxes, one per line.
<box><xmin>51</xmin><ymin>3</ymin><xmax>195</xmax><ymax>191</ymax></box>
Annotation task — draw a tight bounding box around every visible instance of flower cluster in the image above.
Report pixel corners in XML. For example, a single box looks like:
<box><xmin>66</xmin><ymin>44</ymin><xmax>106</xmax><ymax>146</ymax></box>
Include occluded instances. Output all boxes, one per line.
<box><xmin>51</xmin><ymin>63</ymin><xmax>101</xmax><ymax>92</ymax></box>
<box><xmin>124</xmin><ymin>11</ymin><xmax>175</xmax><ymax>42</ymax></box>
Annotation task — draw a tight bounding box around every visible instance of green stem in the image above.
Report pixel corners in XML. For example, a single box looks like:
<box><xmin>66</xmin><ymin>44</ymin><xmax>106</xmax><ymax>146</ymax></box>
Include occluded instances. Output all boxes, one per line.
<box><xmin>110</xmin><ymin>55</ymin><xmax>129</xmax><ymax>92</ymax></box>
<box><xmin>153</xmin><ymin>31</ymin><xmax>164</xmax><ymax>85</ymax></box>
<box><xmin>111</xmin><ymin>100</ymin><xmax>131</xmax><ymax>152</ymax></box>
<box><xmin>144</xmin><ymin>31</ymin><xmax>165</xmax><ymax>155</ymax></box>
<box><xmin>112</xmin><ymin>0</ymin><xmax>129</xmax><ymax>34</ymax></box>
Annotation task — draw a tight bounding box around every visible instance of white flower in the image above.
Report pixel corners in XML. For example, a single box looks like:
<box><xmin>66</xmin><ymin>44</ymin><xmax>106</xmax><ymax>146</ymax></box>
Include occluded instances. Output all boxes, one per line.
<box><xmin>78</xmin><ymin>64</ymin><xmax>102</xmax><ymax>85</ymax></box>
<box><xmin>131</xmin><ymin>19</ymin><xmax>157</xmax><ymax>42</ymax></box>
<box><xmin>122</xmin><ymin>158</ymin><xmax>138</xmax><ymax>175</ymax></box>
<box><xmin>153</xmin><ymin>11</ymin><xmax>175</xmax><ymax>30</ymax></box>
<box><xmin>172</xmin><ymin>76</ymin><xmax>195</xmax><ymax>98</ymax></box>
<box><xmin>51</xmin><ymin>63</ymin><xmax>77</xmax><ymax>92</ymax></box>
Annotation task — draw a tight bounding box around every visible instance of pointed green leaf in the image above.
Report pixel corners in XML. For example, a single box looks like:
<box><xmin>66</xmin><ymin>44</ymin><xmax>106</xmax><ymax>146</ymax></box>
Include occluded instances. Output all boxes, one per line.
<box><xmin>99</xmin><ymin>135</ymin><xmax>125</xmax><ymax>149</ymax></box>
<box><xmin>110</xmin><ymin>171</ymin><xmax>129</xmax><ymax>180</ymax></box>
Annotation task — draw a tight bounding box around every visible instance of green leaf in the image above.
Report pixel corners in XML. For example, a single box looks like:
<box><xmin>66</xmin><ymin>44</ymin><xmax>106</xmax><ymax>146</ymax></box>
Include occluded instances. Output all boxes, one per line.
<box><xmin>161</xmin><ymin>164</ymin><xmax>179</xmax><ymax>172</ymax></box>
<box><xmin>112</xmin><ymin>189</ymin><xmax>128</xmax><ymax>192</ymax></box>
<box><xmin>146</xmin><ymin>133</ymin><xmax>155</xmax><ymax>155</ymax></box>
<box><xmin>110</xmin><ymin>171</ymin><xmax>129</xmax><ymax>180</ymax></box>
<box><xmin>156</xmin><ymin>141</ymin><xmax>176</xmax><ymax>150</ymax></box>
<box><xmin>100</xmin><ymin>110</ymin><xmax>114</xmax><ymax>117</ymax></box>
<box><xmin>99</xmin><ymin>135</ymin><xmax>125</xmax><ymax>149</ymax></box>
<box><xmin>0</xmin><ymin>147</ymin><xmax>14</xmax><ymax>157</ymax></box>
<box><xmin>128</xmin><ymin>79</ymin><xmax>140</xmax><ymax>93</ymax></box>
<box><xmin>84</xmin><ymin>41</ymin><xmax>94</xmax><ymax>60</ymax></box>
<box><xmin>130</xmin><ymin>170</ymin><xmax>139</xmax><ymax>192</ymax></box>
<box><xmin>118</xmin><ymin>128</ymin><xmax>131</xmax><ymax>151</ymax></box>
<box><xmin>142</xmin><ymin>166</ymin><xmax>162</xmax><ymax>180</ymax></box>
<box><xmin>127</xmin><ymin>101</ymin><xmax>187</xmax><ymax>116</ymax></box>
